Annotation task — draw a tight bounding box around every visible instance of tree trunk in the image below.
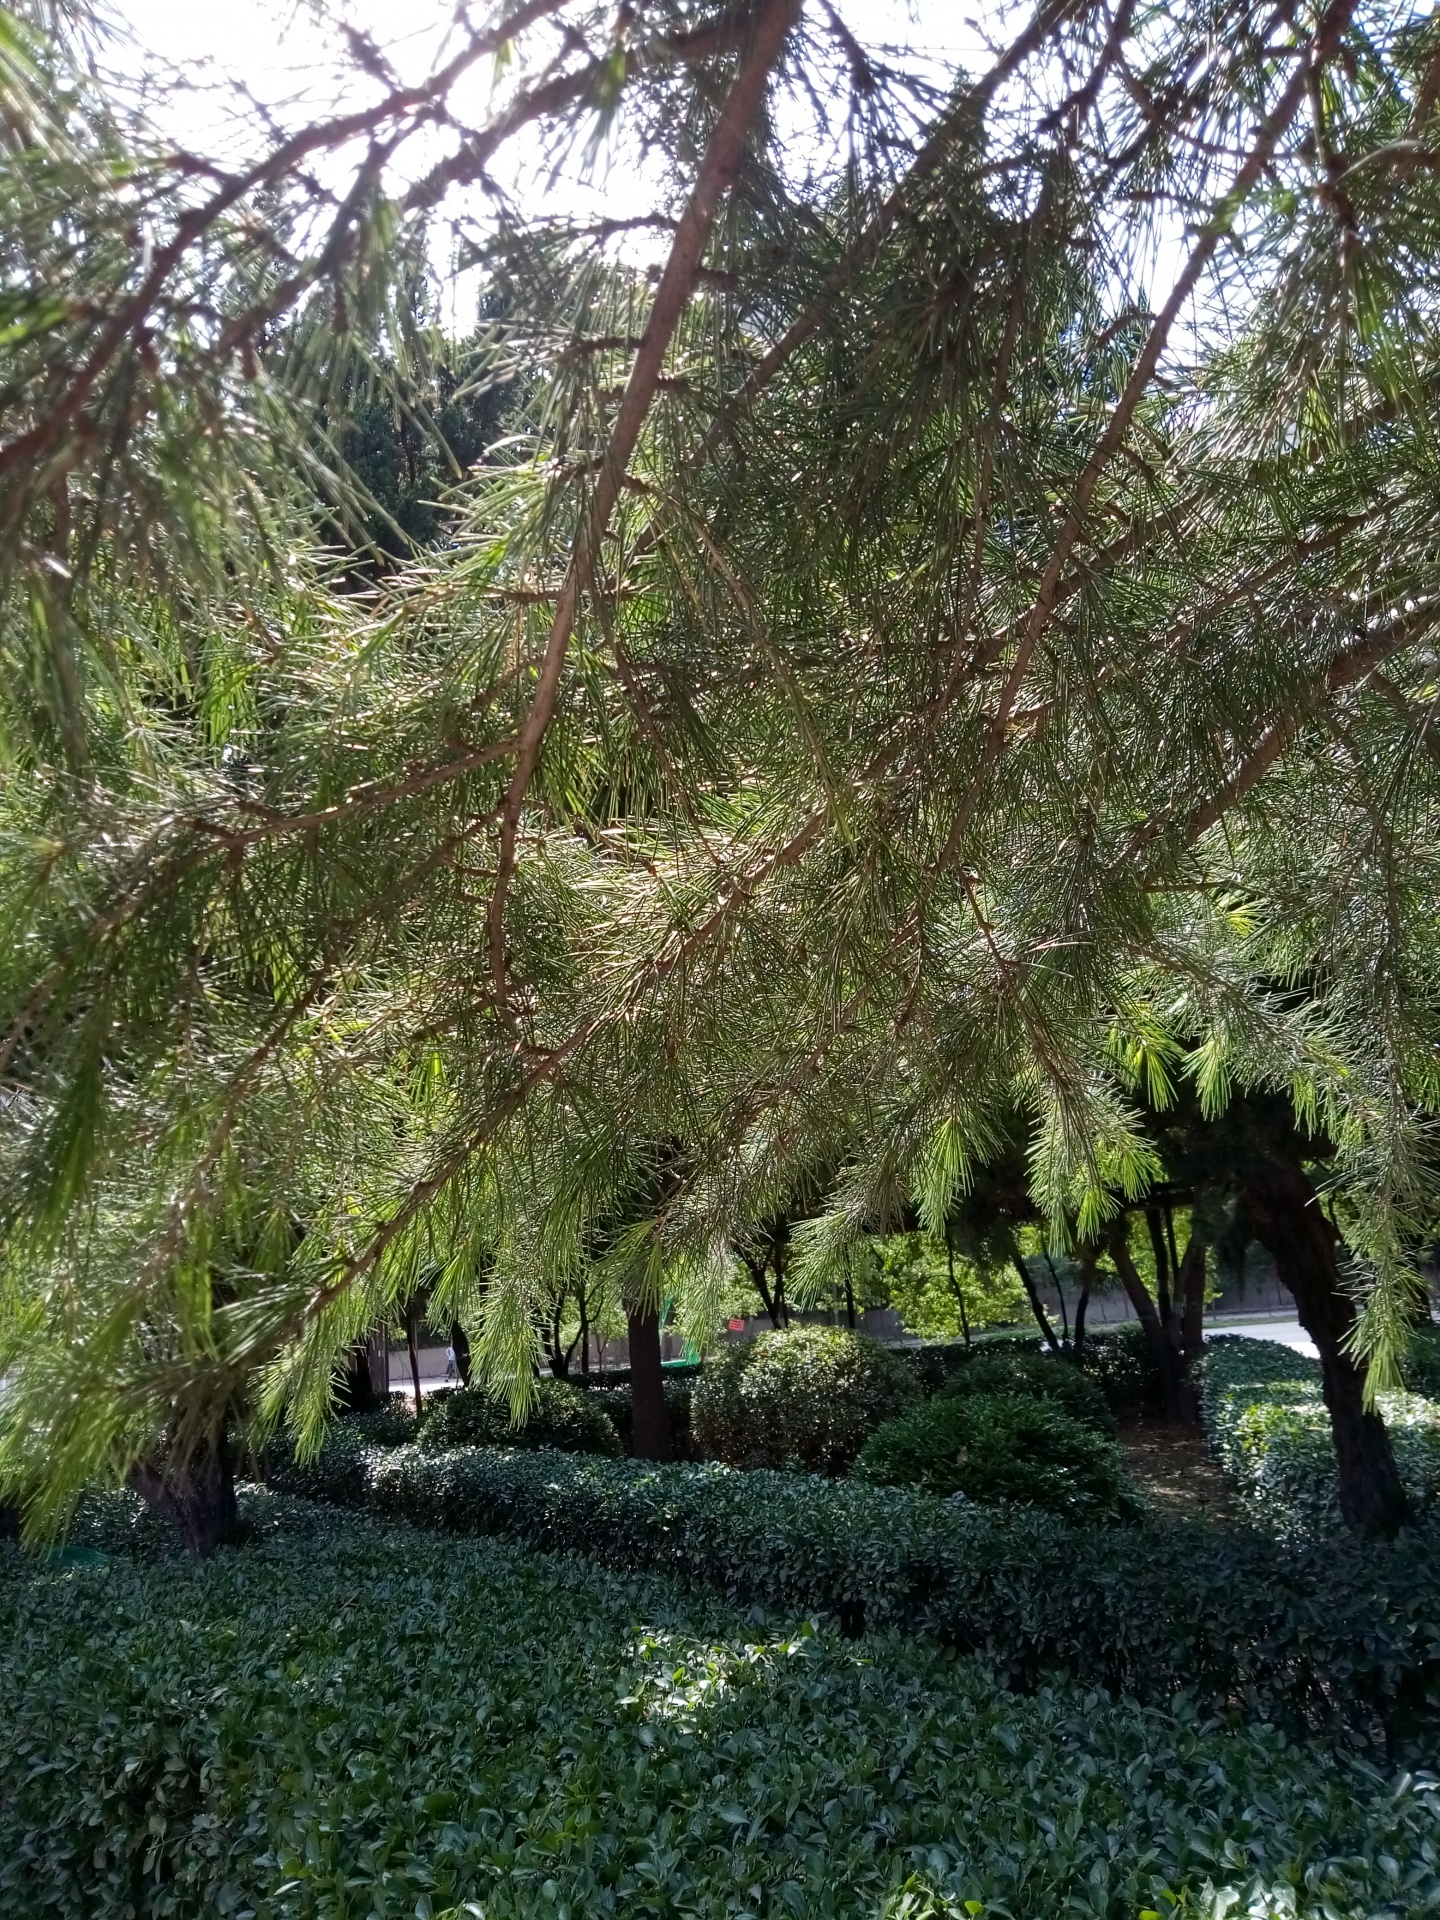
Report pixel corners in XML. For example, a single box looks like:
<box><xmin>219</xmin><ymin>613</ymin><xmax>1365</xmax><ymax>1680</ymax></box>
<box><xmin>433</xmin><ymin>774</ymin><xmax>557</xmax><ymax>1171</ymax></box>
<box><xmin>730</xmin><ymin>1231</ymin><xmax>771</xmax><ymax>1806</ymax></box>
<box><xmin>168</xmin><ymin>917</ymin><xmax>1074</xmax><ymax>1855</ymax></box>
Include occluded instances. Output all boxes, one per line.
<box><xmin>1011</xmin><ymin>1249</ymin><xmax>1062</xmax><ymax>1353</ymax></box>
<box><xmin>577</xmin><ymin>1279</ymin><xmax>590</xmax><ymax>1379</ymax></box>
<box><xmin>844</xmin><ymin>1257</ymin><xmax>857</xmax><ymax>1330</ymax></box>
<box><xmin>549</xmin><ymin>1289</ymin><xmax>570</xmax><ymax>1378</ymax></box>
<box><xmin>1073</xmin><ymin>1243</ymin><xmax>1097</xmax><ymax>1363</ymax></box>
<box><xmin>743</xmin><ymin>1251</ymin><xmax>783</xmax><ymax>1329</ymax></box>
<box><xmin>1146</xmin><ymin>1207</ymin><xmax>1174</xmax><ymax>1332</ymax></box>
<box><xmin>450</xmin><ymin>1320</ymin><xmax>472</xmax><ymax>1387</ymax></box>
<box><xmin>1243</xmin><ymin>1160</ymin><xmax>1409</xmax><ymax>1537</ymax></box>
<box><xmin>1178</xmin><ymin>1229</ymin><xmax>1207</xmax><ymax>1366</ymax></box>
<box><xmin>945</xmin><ymin>1225</ymin><xmax>970</xmax><ymax>1349</ymax></box>
<box><xmin>337</xmin><ymin>1339</ymin><xmax>383</xmax><ymax>1413</ymax></box>
<box><xmin>130</xmin><ymin>1429</ymin><xmax>238</xmax><ymax>1558</ymax></box>
<box><xmin>405</xmin><ymin>1305</ymin><xmax>423</xmax><ymax>1415</ymax></box>
<box><xmin>626</xmin><ymin>1302</ymin><xmax>670</xmax><ymax>1460</ymax></box>
<box><xmin>1043</xmin><ymin>1252</ymin><xmax>1070</xmax><ymax>1350</ymax></box>
<box><xmin>1109</xmin><ymin>1222</ymin><xmax>1183</xmax><ymax>1420</ymax></box>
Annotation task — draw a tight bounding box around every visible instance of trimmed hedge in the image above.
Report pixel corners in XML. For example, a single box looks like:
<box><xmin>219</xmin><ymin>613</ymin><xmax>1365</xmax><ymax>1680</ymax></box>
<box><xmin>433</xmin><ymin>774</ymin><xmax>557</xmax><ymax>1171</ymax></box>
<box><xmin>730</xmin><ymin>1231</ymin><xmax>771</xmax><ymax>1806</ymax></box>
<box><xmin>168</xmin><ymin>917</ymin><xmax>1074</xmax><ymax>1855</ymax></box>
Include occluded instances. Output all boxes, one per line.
<box><xmin>1406</xmin><ymin>1323</ymin><xmax>1440</xmax><ymax>1400</ymax></box>
<box><xmin>935</xmin><ymin>1348</ymin><xmax>1118</xmax><ymax>1435</ymax></box>
<box><xmin>268</xmin><ymin>1431</ymin><xmax>1440</xmax><ymax>1750</ymax></box>
<box><xmin>904</xmin><ymin>1324</ymin><xmax>1167</xmax><ymax>1418</ymax></box>
<box><xmin>854</xmin><ymin>1392</ymin><xmax>1138</xmax><ymax>1519</ymax></box>
<box><xmin>416</xmin><ymin>1378</ymin><xmax>622</xmax><ymax>1457</ymax></box>
<box><xmin>692</xmin><ymin>1325</ymin><xmax>916</xmax><ymax>1473</ymax></box>
<box><xmin>9</xmin><ymin>1493</ymin><xmax>1440</xmax><ymax>1920</ymax></box>
<box><xmin>1201</xmin><ymin>1336</ymin><xmax>1440</xmax><ymax>1539</ymax></box>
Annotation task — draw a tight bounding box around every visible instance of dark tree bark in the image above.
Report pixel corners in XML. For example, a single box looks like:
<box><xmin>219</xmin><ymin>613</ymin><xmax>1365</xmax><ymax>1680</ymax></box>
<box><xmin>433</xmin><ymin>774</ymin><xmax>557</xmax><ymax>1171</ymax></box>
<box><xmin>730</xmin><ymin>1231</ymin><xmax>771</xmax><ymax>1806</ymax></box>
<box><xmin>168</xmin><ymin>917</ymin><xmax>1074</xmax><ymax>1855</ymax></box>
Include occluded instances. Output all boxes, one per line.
<box><xmin>1043</xmin><ymin>1251</ymin><xmax>1070</xmax><ymax>1350</ymax></box>
<box><xmin>336</xmin><ymin>1338</ymin><xmax>383</xmax><ymax>1413</ymax></box>
<box><xmin>404</xmin><ymin>1304</ymin><xmax>423</xmax><ymax>1414</ymax></box>
<box><xmin>450</xmin><ymin>1320</ymin><xmax>472</xmax><ymax>1387</ymax></box>
<box><xmin>130</xmin><ymin>1429</ymin><xmax>238</xmax><ymax>1558</ymax></box>
<box><xmin>1011</xmin><ymin>1248</ymin><xmax>1062</xmax><ymax>1353</ymax></box>
<box><xmin>1146</xmin><ymin>1207</ymin><xmax>1174</xmax><ymax>1331</ymax></box>
<box><xmin>772</xmin><ymin>1227</ymin><xmax>791</xmax><ymax>1327</ymax></box>
<box><xmin>741</xmin><ymin>1250</ymin><xmax>783</xmax><ymax>1328</ymax></box>
<box><xmin>1243</xmin><ymin>1159</ymin><xmax>1410</xmax><ymax>1537</ymax></box>
<box><xmin>626</xmin><ymin>1302</ymin><xmax>670</xmax><ymax>1460</ymax></box>
<box><xmin>1178</xmin><ymin>1229</ymin><xmax>1207</xmax><ymax>1366</ymax></box>
<box><xmin>1072</xmin><ymin>1243</ymin><xmax>1097</xmax><ymax>1363</ymax></box>
<box><xmin>577</xmin><ymin>1278</ymin><xmax>590</xmax><ymax>1379</ymax></box>
<box><xmin>1109</xmin><ymin>1222</ymin><xmax>1183</xmax><ymax>1420</ymax></box>
<box><xmin>945</xmin><ymin>1224</ymin><xmax>970</xmax><ymax>1349</ymax></box>
<box><xmin>844</xmin><ymin>1255</ymin><xmax>857</xmax><ymax>1330</ymax></box>
<box><xmin>547</xmin><ymin>1288</ymin><xmax>571</xmax><ymax>1378</ymax></box>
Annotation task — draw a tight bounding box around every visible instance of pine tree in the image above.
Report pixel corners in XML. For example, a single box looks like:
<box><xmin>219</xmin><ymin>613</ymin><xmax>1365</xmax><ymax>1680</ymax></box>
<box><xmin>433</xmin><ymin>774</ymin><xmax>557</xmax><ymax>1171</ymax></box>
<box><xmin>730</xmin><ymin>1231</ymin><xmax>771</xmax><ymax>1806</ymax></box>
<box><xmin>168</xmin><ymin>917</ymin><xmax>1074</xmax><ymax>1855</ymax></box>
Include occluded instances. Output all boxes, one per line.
<box><xmin>3</xmin><ymin>0</ymin><xmax>1440</xmax><ymax>1539</ymax></box>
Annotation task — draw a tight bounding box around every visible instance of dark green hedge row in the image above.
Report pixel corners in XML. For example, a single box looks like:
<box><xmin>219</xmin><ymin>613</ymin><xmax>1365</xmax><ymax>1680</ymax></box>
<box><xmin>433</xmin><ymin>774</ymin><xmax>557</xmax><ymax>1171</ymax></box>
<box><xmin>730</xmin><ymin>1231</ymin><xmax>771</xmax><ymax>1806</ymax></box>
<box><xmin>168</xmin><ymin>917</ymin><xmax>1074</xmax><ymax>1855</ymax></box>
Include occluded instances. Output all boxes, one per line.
<box><xmin>11</xmin><ymin>1494</ymin><xmax>1440</xmax><ymax>1920</ymax></box>
<box><xmin>1201</xmin><ymin>1337</ymin><xmax>1440</xmax><ymax>1539</ymax></box>
<box><xmin>268</xmin><ymin>1433</ymin><xmax>1440</xmax><ymax>1752</ymax></box>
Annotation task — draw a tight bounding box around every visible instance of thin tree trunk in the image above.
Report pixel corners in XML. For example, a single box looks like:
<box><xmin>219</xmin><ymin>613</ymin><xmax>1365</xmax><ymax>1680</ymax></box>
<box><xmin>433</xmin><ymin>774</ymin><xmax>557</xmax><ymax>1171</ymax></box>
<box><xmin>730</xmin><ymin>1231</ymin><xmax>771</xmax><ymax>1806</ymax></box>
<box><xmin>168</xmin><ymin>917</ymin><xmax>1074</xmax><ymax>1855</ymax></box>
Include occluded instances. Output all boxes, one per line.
<box><xmin>549</xmin><ymin>1287</ymin><xmax>570</xmax><ymax>1378</ymax></box>
<box><xmin>578</xmin><ymin>1277</ymin><xmax>590</xmax><ymax>1379</ymax></box>
<box><xmin>1043</xmin><ymin>1251</ymin><xmax>1070</xmax><ymax>1351</ymax></box>
<box><xmin>742</xmin><ymin>1251</ymin><xmax>782</xmax><ymax>1328</ymax></box>
<box><xmin>450</xmin><ymin>1320</ymin><xmax>472</xmax><ymax>1387</ymax></box>
<box><xmin>1146</xmin><ymin>1207</ymin><xmax>1174</xmax><ymax>1332</ymax></box>
<box><xmin>626</xmin><ymin>1302</ymin><xmax>670</xmax><ymax>1460</ymax></box>
<box><xmin>405</xmin><ymin>1305</ymin><xmax>423</xmax><ymax>1415</ymax></box>
<box><xmin>1178</xmin><ymin>1229</ymin><xmax>1207</xmax><ymax>1367</ymax></box>
<box><xmin>130</xmin><ymin>1428</ymin><xmax>238</xmax><ymax>1558</ymax></box>
<box><xmin>337</xmin><ymin>1338</ymin><xmax>382</xmax><ymax>1413</ymax></box>
<box><xmin>1109</xmin><ymin>1221</ymin><xmax>1182</xmax><ymax>1420</ymax></box>
<box><xmin>844</xmin><ymin>1254</ymin><xmax>857</xmax><ymax>1330</ymax></box>
<box><xmin>1011</xmin><ymin>1248</ymin><xmax>1062</xmax><ymax>1353</ymax></box>
<box><xmin>1163</xmin><ymin>1204</ymin><xmax>1184</xmax><ymax>1304</ymax></box>
<box><xmin>1243</xmin><ymin>1159</ymin><xmax>1409</xmax><ymax>1537</ymax></box>
<box><xmin>1073</xmin><ymin>1243</ymin><xmax>1097</xmax><ymax>1363</ymax></box>
<box><xmin>946</xmin><ymin>1223</ymin><xmax>970</xmax><ymax>1349</ymax></box>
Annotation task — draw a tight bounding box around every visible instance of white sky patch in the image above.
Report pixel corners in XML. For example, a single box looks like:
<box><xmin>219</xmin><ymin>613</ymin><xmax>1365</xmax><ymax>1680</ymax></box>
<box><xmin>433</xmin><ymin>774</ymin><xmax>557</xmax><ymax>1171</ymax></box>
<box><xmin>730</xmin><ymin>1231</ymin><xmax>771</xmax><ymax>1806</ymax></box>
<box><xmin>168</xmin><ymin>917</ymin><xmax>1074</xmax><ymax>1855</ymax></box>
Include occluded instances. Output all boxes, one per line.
<box><xmin>104</xmin><ymin>0</ymin><xmax>1202</xmax><ymax>347</ymax></box>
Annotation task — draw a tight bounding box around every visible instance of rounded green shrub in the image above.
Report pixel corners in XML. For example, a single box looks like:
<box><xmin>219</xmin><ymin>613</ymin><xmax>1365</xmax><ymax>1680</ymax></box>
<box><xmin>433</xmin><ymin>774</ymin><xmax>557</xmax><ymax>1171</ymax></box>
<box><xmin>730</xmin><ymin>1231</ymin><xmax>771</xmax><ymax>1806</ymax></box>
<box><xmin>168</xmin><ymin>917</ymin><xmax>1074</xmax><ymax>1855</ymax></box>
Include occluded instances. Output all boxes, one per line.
<box><xmin>417</xmin><ymin>1378</ymin><xmax>622</xmax><ymax>1457</ymax></box>
<box><xmin>937</xmin><ymin>1350</ymin><xmax>1117</xmax><ymax>1436</ymax></box>
<box><xmin>854</xmin><ymin>1392</ymin><xmax>1137</xmax><ymax>1518</ymax></box>
<box><xmin>339</xmin><ymin>1405</ymin><xmax>419</xmax><ymax>1448</ymax></box>
<box><xmin>692</xmin><ymin>1326</ymin><xmax>917</xmax><ymax>1475</ymax></box>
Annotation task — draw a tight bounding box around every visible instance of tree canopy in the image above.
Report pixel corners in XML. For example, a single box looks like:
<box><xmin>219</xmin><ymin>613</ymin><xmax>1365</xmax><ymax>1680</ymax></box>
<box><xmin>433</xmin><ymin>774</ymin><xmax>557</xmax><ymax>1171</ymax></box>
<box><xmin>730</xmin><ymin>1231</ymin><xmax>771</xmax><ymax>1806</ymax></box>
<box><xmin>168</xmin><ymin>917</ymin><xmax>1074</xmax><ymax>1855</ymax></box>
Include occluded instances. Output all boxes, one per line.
<box><xmin>3</xmin><ymin>0</ymin><xmax>1440</xmax><ymax>1526</ymax></box>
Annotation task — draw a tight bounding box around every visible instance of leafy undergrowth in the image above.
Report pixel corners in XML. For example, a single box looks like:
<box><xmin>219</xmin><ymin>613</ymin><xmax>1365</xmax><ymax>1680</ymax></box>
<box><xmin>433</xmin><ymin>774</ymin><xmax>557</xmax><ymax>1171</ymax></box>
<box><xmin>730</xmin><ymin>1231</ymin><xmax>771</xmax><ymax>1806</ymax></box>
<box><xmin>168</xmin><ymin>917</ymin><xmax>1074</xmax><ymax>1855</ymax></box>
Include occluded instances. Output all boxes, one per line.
<box><xmin>3</xmin><ymin>1492</ymin><xmax>1439</xmax><ymax>1920</ymax></box>
<box><xmin>267</xmin><ymin>1427</ymin><xmax>1440</xmax><ymax>1746</ymax></box>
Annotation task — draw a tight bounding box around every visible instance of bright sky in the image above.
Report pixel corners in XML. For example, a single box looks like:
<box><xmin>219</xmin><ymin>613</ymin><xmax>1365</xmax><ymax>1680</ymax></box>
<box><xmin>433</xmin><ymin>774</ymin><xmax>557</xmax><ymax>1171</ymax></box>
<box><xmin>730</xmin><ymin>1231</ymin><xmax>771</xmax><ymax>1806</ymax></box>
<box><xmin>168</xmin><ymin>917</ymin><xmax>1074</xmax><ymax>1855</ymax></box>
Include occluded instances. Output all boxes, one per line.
<box><xmin>102</xmin><ymin>0</ymin><xmax>1196</xmax><ymax>344</ymax></box>
<box><xmin>105</xmin><ymin>0</ymin><xmax>1009</xmax><ymax>328</ymax></box>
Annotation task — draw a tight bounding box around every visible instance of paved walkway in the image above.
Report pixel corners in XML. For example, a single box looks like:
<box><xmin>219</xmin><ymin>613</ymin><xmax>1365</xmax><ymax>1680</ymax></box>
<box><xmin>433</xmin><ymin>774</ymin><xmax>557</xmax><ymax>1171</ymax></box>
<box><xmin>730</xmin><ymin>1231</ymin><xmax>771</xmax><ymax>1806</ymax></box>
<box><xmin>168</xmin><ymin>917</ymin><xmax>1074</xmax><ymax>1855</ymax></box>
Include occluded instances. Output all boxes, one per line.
<box><xmin>1205</xmin><ymin>1315</ymin><xmax>1316</xmax><ymax>1357</ymax></box>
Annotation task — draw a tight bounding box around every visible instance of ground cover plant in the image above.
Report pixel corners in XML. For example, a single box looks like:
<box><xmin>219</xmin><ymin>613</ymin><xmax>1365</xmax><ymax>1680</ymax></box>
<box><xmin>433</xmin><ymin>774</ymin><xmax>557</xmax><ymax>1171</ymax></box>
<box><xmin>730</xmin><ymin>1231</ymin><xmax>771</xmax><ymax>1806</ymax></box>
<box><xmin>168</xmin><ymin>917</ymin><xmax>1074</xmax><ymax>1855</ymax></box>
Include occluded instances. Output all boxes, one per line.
<box><xmin>267</xmin><ymin>1431</ymin><xmax>1440</xmax><ymax>1747</ymax></box>
<box><xmin>691</xmin><ymin>1326</ymin><xmax>917</xmax><ymax>1473</ymax></box>
<box><xmin>853</xmin><ymin>1393</ymin><xmax>1138</xmax><ymax>1520</ymax></box>
<box><xmin>4</xmin><ymin>1489</ymin><xmax>1440</xmax><ymax>1920</ymax></box>
<box><xmin>1201</xmin><ymin>1337</ymin><xmax>1440</xmax><ymax>1539</ymax></box>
